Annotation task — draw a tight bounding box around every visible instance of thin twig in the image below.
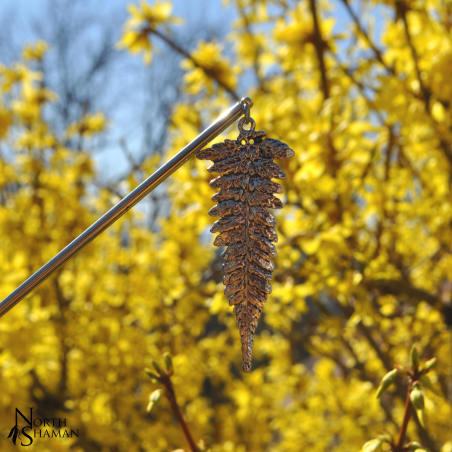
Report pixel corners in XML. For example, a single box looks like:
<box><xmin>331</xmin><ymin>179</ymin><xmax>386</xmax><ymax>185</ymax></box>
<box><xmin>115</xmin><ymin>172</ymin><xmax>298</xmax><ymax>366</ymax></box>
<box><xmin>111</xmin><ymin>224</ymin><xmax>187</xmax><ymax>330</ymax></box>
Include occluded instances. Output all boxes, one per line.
<box><xmin>330</xmin><ymin>52</ymin><xmax>386</xmax><ymax>124</ymax></box>
<box><xmin>237</xmin><ymin>3</ymin><xmax>268</xmax><ymax>92</ymax></box>
<box><xmin>398</xmin><ymin>5</ymin><xmax>452</xmax><ymax>172</ymax></box>
<box><xmin>339</xmin><ymin>0</ymin><xmax>394</xmax><ymax>74</ymax></box>
<box><xmin>399</xmin><ymin>5</ymin><xmax>430</xmax><ymax>111</ymax></box>
<box><xmin>308</xmin><ymin>0</ymin><xmax>329</xmax><ymax>100</ymax></box>
<box><xmin>159</xmin><ymin>373</ymin><xmax>199</xmax><ymax>452</ymax></box>
<box><xmin>395</xmin><ymin>381</ymin><xmax>413</xmax><ymax>451</ymax></box>
<box><xmin>149</xmin><ymin>28</ymin><xmax>240</xmax><ymax>101</ymax></box>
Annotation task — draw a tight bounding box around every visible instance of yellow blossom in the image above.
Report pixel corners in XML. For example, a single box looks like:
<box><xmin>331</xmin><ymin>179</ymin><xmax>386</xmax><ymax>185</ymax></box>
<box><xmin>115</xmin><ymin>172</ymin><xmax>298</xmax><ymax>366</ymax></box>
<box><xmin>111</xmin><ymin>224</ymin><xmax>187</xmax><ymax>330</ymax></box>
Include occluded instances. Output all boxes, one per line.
<box><xmin>181</xmin><ymin>41</ymin><xmax>238</xmax><ymax>95</ymax></box>
<box><xmin>116</xmin><ymin>1</ymin><xmax>183</xmax><ymax>65</ymax></box>
<box><xmin>67</xmin><ymin>112</ymin><xmax>109</xmax><ymax>138</ymax></box>
<box><xmin>22</xmin><ymin>40</ymin><xmax>49</xmax><ymax>61</ymax></box>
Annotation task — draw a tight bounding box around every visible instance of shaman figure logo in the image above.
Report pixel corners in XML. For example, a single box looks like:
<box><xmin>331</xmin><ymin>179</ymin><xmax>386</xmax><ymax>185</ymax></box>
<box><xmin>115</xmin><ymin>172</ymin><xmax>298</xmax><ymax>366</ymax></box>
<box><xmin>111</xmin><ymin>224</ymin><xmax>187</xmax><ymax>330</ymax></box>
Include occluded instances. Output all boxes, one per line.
<box><xmin>7</xmin><ymin>408</ymin><xmax>33</xmax><ymax>446</ymax></box>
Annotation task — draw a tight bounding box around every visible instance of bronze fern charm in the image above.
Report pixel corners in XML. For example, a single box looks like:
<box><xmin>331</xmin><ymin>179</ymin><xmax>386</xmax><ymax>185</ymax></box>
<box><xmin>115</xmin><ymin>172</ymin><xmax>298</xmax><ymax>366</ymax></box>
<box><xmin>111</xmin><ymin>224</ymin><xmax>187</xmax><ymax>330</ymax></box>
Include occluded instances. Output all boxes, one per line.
<box><xmin>197</xmin><ymin>115</ymin><xmax>294</xmax><ymax>372</ymax></box>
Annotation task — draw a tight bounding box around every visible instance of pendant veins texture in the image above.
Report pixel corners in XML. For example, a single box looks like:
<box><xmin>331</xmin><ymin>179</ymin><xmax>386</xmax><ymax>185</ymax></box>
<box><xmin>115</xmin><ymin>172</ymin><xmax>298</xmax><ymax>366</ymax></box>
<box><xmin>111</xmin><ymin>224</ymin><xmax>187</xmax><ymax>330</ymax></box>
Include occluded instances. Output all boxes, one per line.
<box><xmin>197</xmin><ymin>114</ymin><xmax>294</xmax><ymax>372</ymax></box>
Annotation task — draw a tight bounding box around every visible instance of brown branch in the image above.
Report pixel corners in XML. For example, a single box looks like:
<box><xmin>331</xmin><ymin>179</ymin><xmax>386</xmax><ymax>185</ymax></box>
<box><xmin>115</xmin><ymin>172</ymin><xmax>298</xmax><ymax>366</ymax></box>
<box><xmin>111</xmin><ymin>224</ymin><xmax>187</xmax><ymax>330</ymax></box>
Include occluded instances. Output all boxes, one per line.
<box><xmin>399</xmin><ymin>5</ymin><xmax>430</xmax><ymax>112</ymax></box>
<box><xmin>307</xmin><ymin>0</ymin><xmax>345</xmax><ymax>222</ymax></box>
<box><xmin>341</xmin><ymin>337</ymin><xmax>400</xmax><ymax>429</ymax></box>
<box><xmin>343</xmin><ymin>301</ymin><xmax>440</xmax><ymax>451</ymax></box>
<box><xmin>357</xmin><ymin>320</ymin><xmax>394</xmax><ymax>372</ymax></box>
<box><xmin>444</xmin><ymin>1</ymin><xmax>452</xmax><ymax>32</ymax></box>
<box><xmin>368</xmin><ymin>278</ymin><xmax>439</xmax><ymax>307</ymax></box>
<box><xmin>398</xmin><ymin>5</ymin><xmax>452</xmax><ymax>171</ymax></box>
<box><xmin>237</xmin><ymin>4</ymin><xmax>267</xmax><ymax>92</ymax></box>
<box><xmin>397</xmin><ymin>144</ymin><xmax>436</xmax><ymax>198</ymax></box>
<box><xmin>307</xmin><ymin>341</ymin><xmax>351</xmax><ymax>378</ymax></box>
<box><xmin>339</xmin><ymin>0</ymin><xmax>394</xmax><ymax>74</ymax></box>
<box><xmin>93</xmin><ymin>181</ymin><xmax>124</xmax><ymax>199</ymax></box>
<box><xmin>337</xmin><ymin>300</ymin><xmax>439</xmax><ymax>451</ymax></box>
<box><xmin>158</xmin><ymin>373</ymin><xmax>199</xmax><ymax>452</ymax></box>
<box><xmin>395</xmin><ymin>380</ymin><xmax>413</xmax><ymax>452</ymax></box>
<box><xmin>331</xmin><ymin>53</ymin><xmax>386</xmax><ymax>124</ymax></box>
<box><xmin>308</xmin><ymin>0</ymin><xmax>329</xmax><ymax>100</ymax></box>
<box><xmin>384</xmin><ymin>127</ymin><xmax>395</xmax><ymax>182</ymax></box>
<box><xmin>149</xmin><ymin>29</ymin><xmax>240</xmax><ymax>101</ymax></box>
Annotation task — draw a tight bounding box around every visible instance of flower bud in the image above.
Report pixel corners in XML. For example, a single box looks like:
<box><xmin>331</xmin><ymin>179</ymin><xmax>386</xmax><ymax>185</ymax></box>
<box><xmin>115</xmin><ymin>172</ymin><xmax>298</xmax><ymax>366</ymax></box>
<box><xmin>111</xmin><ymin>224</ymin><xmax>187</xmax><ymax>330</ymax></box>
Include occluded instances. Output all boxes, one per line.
<box><xmin>144</xmin><ymin>368</ymin><xmax>160</xmax><ymax>382</ymax></box>
<box><xmin>147</xmin><ymin>389</ymin><xmax>163</xmax><ymax>413</ymax></box>
<box><xmin>377</xmin><ymin>434</ymin><xmax>392</xmax><ymax>442</ymax></box>
<box><xmin>407</xmin><ymin>442</ymin><xmax>422</xmax><ymax>450</ymax></box>
<box><xmin>376</xmin><ymin>369</ymin><xmax>398</xmax><ymax>398</ymax></box>
<box><xmin>360</xmin><ymin>438</ymin><xmax>382</xmax><ymax>452</ymax></box>
<box><xmin>424</xmin><ymin>357</ymin><xmax>437</xmax><ymax>372</ymax></box>
<box><xmin>420</xmin><ymin>375</ymin><xmax>442</xmax><ymax>397</ymax></box>
<box><xmin>416</xmin><ymin>408</ymin><xmax>426</xmax><ymax>428</ymax></box>
<box><xmin>407</xmin><ymin>442</ymin><xmax>430</xmax><ymax>452</ymax></box>
<box><xmin>163</xmin><ymin>352</ymin><xmax>173</xmax><ymax>375</ymax></box>
<box><xmin>410</xmin><ymin>386</ymin><xmax>426</xmax><ymax>427</ymax></box>
<box><xmin>410</xmin><ymin>386</ymin><xmax>425</xmax><ymax>410</ymax></box>
<box><xmin>152</xmin><ymin>359</ymin><xmax>163</xmax><ymax>376</ymax></box>
<box><xmin>410</xmin><ymin>345</ymin><xmax>420</xmax><ymax>372</ymax></box>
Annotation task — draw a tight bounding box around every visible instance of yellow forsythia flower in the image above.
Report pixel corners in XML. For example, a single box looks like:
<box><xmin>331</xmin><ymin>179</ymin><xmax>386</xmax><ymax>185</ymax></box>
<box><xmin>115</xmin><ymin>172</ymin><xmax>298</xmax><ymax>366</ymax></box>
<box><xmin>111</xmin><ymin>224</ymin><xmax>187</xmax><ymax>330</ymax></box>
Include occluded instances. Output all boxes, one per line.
<box><xmin>116</xmin><ymin>1</ymin><xmax>183</xmax><ymax>64</ymax></box>
<box><xmin>22</xmin><ymin>40</ymin><xmax>49</xmax><ymax>61</ymax></box>
<box><xmin>67</xmin><ymin>112</ymin><xmax>108</xmax><ymax>138</ymax></box>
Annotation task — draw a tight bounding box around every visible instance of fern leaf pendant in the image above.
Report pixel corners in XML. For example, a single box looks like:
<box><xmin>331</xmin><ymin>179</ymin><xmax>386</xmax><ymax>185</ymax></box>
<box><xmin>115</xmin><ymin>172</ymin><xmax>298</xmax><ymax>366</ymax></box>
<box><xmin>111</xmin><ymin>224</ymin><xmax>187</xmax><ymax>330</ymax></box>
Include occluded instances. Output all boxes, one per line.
<box><xmin>197</xmin><ymin>114</ymin><xmax>294</xmax><ymax>372</ymax></box>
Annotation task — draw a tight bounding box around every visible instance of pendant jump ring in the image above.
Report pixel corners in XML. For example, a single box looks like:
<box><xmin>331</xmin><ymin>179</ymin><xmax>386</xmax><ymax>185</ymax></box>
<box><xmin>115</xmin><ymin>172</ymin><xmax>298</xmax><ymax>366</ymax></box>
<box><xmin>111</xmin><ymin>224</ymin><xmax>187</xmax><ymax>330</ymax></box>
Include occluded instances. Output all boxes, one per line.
<box><xmin>238</xmin><ymin>117</ymin><xmax>255</xmax><ymax>133</ymax></box>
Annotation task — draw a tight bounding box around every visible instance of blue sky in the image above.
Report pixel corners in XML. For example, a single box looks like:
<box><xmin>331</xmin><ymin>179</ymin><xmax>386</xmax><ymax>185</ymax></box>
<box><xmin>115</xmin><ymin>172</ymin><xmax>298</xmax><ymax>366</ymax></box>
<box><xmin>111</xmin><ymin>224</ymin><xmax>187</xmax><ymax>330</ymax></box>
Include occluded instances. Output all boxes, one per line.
<box><xmin>0</xmin><ymin>0</ymin><xmax>386</xmax><ymax>183</ymax></box>
<box><xmin>0</xmin><ymin>0</ymin><xmax>238</xmax><ymax>182</ymax></box>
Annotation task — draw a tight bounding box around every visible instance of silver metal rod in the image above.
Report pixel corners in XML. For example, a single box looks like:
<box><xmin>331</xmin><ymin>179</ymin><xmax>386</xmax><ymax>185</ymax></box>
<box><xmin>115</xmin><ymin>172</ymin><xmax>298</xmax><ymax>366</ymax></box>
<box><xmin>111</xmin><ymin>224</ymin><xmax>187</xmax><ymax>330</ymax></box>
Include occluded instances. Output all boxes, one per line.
<box><xmin>0</xmin><ymin>97</ymin><xmax>253</xmax><ymax>318</ymax></box>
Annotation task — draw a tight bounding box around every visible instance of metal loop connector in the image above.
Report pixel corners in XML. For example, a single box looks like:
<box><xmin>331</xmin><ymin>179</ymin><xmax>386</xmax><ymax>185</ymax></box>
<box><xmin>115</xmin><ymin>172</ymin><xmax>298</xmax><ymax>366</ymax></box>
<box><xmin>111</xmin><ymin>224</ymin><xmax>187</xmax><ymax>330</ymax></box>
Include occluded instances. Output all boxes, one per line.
<box><xmin>238</xmin><ymin>117</ymin><xmax>256</xmax><ymax>133</ymax></box>
<box><xmin>243</xmin><ymin>103</ymin><xmax>251</xmax><ymax>123</ymax></box>
<box><xmin>240</xmin><ymin>96</ymin><xmax>253</xmax><ymax>108</ymax></box>
<box><xmin>239</xmin><ymin>97</ymin><xmax>254</xmax><ymax>132</ymax></box>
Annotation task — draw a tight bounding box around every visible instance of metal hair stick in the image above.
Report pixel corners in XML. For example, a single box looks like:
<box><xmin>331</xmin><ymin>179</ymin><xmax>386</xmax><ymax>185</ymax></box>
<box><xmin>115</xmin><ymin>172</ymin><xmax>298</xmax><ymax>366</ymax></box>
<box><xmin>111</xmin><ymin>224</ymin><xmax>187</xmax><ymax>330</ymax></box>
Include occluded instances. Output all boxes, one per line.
<box><xmin>0</xmin><ymin>97</ymin><xmax>254</xmax><ymax>318</ymax></box>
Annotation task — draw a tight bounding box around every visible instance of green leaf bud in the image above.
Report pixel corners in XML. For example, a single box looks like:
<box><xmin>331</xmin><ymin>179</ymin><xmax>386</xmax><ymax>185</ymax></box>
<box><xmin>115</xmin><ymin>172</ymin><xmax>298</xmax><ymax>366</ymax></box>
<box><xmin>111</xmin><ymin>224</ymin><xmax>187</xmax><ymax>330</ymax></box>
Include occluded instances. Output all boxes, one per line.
<box><xmin>376</xmin><ymin>369</ymin><xmax>398</xmax><ymax>398</ymax></box>
<box><xmin>147</xmin><ymin>389</ymin><xmax>164</xmax><ymax>413</ymax></box>
<box><xmin>410</xmin><ymin>386</ymin><xmax>425</xmax><ymax>410</ymax></box>
<box><xmin>420</xmin><ymin>375</ymin><xmax>442</xmax><ymax>397</ymax></box>
<box><xmin>416</xmin><ymin>407</ymin><xmax>426</xmax><ymax>428</ymax></box>
<box><xmin>360</xmin><ymin>438</ymin><xmax>383</xmax><ymax>452</ymax></box>
<box><xmin>163</xmin><ymin>352</ymin><xmax>173</xmax><ymax>375</ymax></box>
<box><xmin>144</xmin><ymin>368</ymin><xmax>160</xmax><ymax>382</ymax></box>
<box><xmin>410</xmin><ymin>345</ymin><xmax>420</xmax><ymax>372</ymax></box>
<box><xmin>424</xmin><ymin>357</ymin><xmax>437</xmax><ymax>372</ymax></box>
<box><xmin>152</xmin><ymin>359</ymin><xmax>163</xmax><ymax>376</ymax></box>
<box><xmin>407</xmin><ymin>442</ymin><xmax>423</xmax><ymax>450</ymax></box>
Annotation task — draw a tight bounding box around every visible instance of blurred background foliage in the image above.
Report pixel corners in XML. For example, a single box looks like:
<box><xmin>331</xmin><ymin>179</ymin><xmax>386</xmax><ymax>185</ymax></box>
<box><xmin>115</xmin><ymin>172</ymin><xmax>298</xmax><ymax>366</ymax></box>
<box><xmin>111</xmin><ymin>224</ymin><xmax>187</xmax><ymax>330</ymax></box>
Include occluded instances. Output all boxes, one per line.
<box><xmin>0</xmin><ymin>0</ymin><xmax>452</xmax><ymax>451</ymax></box>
